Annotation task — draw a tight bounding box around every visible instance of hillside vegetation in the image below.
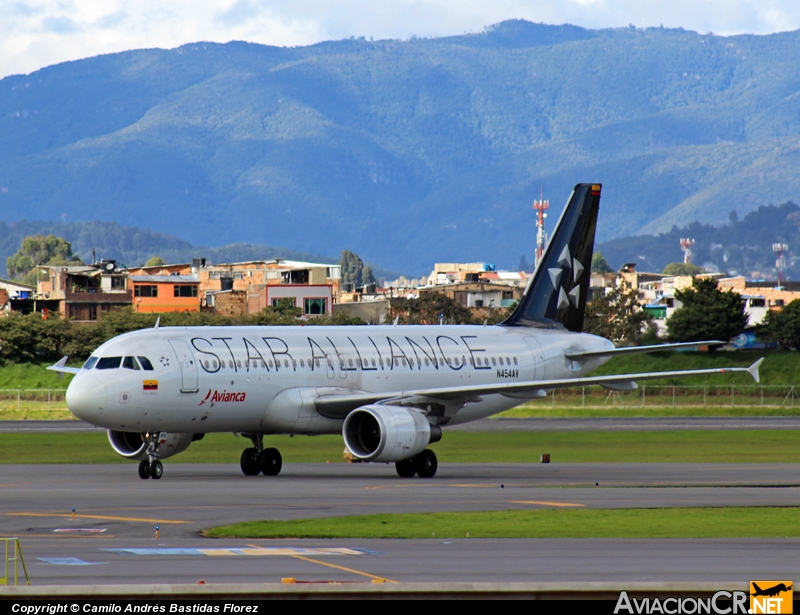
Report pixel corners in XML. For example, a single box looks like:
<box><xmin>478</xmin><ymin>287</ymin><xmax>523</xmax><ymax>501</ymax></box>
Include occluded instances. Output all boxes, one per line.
<box><xmin>3</xmin><ymin>21</ymin><xmax>800</xmax><ymax>271</ymax></box>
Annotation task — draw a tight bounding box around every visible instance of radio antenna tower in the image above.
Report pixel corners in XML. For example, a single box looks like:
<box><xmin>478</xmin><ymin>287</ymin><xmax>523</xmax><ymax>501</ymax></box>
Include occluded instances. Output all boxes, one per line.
<box><xmin>680</xmin><ymin>238</ymin><xmax>695</xmax><ymax>264</ymax></box>
<box><xmin>533</xmin><ymin>186</ymin><xmax>549</xmax><ymax>270</ymax></box>
<box><xmin>773</xmin><ymin>243</ymin><xmax>788</xmax><ymax>290</ymax></box>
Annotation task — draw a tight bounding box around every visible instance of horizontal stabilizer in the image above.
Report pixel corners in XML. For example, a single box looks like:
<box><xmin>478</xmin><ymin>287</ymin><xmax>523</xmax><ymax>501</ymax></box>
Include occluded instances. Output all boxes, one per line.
<box><xmin>46</xmin><ymin>356</ymin><xmax>80</xmax><ymax>376</ymax></box>
<box><xmin>565</xmin><ymin>341</ymin><xmax>725</xmax><ymax>361</ymax></box>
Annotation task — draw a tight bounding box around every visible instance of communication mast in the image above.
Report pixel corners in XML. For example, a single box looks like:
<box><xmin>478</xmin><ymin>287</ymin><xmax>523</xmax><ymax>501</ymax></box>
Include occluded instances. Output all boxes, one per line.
<box><xmin>773</xmin><ymin>243</ymin><xmax>788</xmax><ymax>289</ymax></box>
<box><xmin>533</xmin><ymin>187</ymin><xmax>549</xmax><ymax>269</ymax></box>
<box><xmin>680</xmin><ymin>238</ymin><xmax>695</xmax><ymax>264</ymax></box>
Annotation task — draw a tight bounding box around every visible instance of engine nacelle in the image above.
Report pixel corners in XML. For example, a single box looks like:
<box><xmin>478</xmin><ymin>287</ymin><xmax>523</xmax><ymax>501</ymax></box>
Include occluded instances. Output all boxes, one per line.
<box><xmin>342</xmin><ymin>405</ymin><xmax>441</xmax><ymax>463</ymax></box>
<box><xmin>107</xmin><ymin>430</ymin><xmax>196</xmax><ymax>461</ymax></box>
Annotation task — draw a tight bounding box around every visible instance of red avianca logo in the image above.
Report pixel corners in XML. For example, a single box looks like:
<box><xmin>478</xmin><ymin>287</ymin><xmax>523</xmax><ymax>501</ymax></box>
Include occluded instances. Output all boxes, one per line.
<box><xmin>199</xmin><ymin>389</ymin><xmax>247</xmax><ymax>406</ymax></box>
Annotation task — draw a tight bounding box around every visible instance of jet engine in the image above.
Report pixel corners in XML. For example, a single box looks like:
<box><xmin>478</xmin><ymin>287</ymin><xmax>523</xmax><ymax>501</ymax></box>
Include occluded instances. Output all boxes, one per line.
<box><xmin>107</xmin><ymin>430</ymin><xmax>199</xmax><ymax>460</ymax></box>
<box><xmin>342</xmin><ymin>405</ymin><xmax>441</xmax><ymax>463</ymax></box>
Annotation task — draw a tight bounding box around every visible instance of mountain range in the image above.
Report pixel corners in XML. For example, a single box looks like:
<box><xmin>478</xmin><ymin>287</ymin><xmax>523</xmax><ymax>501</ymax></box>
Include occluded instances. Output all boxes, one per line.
<box><xmin>2</xmin><ymin>20</ymin><xmax>800</xmax><ymax>272</ymax></box>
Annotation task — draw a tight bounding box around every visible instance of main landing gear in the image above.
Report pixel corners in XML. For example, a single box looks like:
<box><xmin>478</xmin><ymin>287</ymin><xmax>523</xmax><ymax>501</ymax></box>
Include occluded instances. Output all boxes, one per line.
<box><xmin>138</xmin><ymin>433</ymin><xmax>164</xmax><ymax>480</ymax></box>
<box><xmin>395</xmin><ymin>449</ymin><xmax>438</xmax><ymax>478</ymax></box>
<box><xmin>240</xmin><ymin>433</ymin><xmax>282</xmax><ymax>477</ymax></box>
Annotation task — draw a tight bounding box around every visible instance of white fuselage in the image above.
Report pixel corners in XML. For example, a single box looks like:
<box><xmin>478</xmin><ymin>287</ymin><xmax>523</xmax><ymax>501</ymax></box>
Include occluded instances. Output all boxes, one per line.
<box><xmin>65</xmin><ymin>324</ymin><xmax>614</xmax><ymax>434</ymax></box>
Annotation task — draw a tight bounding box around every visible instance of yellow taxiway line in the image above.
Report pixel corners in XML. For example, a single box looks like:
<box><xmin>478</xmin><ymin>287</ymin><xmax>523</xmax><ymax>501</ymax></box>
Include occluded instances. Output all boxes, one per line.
<box><xmin>288</xmin><ymin>554</ymin><xmax>398</xmax><ymax>584</ymax></box>
<box><xmin>510</xmin><ymin>500</ymin><xmax>585</xmax><ymax>507</ymax></box>
<box><xmin>6</xmin><ymin>512</ymin><xmax>188</xmax><ymax>524</ymax></box>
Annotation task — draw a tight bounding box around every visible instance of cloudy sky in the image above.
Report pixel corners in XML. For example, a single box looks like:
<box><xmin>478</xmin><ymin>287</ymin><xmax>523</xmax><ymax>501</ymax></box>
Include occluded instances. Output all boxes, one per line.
<box><xmin>2</xmin><ymin>0</ymin><xmax>800</xmax><ymax>79</ymax></box>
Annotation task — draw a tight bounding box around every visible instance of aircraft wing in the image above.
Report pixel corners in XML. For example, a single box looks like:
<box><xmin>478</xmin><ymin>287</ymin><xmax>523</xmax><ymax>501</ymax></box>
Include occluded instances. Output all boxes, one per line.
<box><xmin>564</xmin><ymin>340</ymin><xmax>725</xmax><ymax>361</ymax></box>
<box><xmin>314</xmin><ymin>358</ymin><xmax>763</xmax><ymax>419</ymax></box>
<box><xmin>46</xmin><ymin>356</ymin><xmax>80</xmax><ymax>375</ymax></box>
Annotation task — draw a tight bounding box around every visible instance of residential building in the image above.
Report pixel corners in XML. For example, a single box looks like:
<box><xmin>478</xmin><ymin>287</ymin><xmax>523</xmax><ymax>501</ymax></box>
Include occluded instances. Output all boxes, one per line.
<box><xmin>38</xmin><ymin>261</ymin><xmax>131</xmax><ymax>321</ymax></box>
<box><xmin>130</xmin><ymin>275</ymin><xmax>201</xmax><ymax>313</ymax></box>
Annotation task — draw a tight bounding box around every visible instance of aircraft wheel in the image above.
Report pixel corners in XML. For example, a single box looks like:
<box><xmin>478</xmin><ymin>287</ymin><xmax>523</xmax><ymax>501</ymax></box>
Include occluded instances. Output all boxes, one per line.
<box><xmin>138</xmin><ymin>460</ymin><xmax>151</xmax><ymax>480</ymax></box>
<box><xmin>149</xmin><ymin>460</ymin><xmax>163</xmax><ymax>480</ymax></box>
<box><xmin>259</xmin><ymin>448</ymin><xmax>282</xmax><ymax>476</ymax></box>
<box><xmin>395</xmin><ymin>458</ymin><xmax>416</xmax><ymax>478</ymax></box>
<box><xmin>240</xmin><ymin>448</ymin><xmax>261</xmax><ymax>476</ymax></box>
<box><xmin>414</xmin><ymin>449</ymin><xmax>438</xmax><ymax>478</ymax></box>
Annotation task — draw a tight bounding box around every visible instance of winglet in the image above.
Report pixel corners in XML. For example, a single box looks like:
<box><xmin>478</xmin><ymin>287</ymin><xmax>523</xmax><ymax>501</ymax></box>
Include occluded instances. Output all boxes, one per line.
<box><xmin>747</xmin><ymin>358</ymin><xmax>764</xmax><ymax>384</ymax></box>
<box><xmin>154</xmin><ymin>317</ymin><xmax>161</xmax><ymax>329</ymax></box>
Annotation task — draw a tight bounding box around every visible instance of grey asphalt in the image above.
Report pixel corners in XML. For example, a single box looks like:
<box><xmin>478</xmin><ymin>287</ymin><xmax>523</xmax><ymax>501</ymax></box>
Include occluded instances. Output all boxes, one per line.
<box><xmin>2</xmin><ymin>462</ymin><xmax>800</xmax><ymax>585</ymax></box>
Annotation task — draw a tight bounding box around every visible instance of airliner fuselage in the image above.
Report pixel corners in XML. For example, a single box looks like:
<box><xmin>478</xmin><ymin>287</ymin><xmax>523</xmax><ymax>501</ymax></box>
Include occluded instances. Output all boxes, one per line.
<box><xmin>66</xmin><ymin>324</ymin><xmax>614</xmax><ymax>434</ymax></box>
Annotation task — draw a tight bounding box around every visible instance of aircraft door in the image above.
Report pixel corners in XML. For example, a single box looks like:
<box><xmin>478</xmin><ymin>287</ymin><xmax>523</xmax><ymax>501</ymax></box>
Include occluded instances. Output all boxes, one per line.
<box><xmin>337</xmin><ymin>353</ymin><xmax>347</xmax><ymax>380</ymax></box>
<box><xmin>169</xmin><ymin>339</ymin><xmax>199</xmax><ymax>393</ymax></box>
<box><xmin>523</xmin><ymin>337</ymin><xmax>545</xmax><ymax>381</ymax></box>
<box><xmin>324</xmin><ymin>354</ymin><xmax>335</xmax><ymax>380</ymax></box>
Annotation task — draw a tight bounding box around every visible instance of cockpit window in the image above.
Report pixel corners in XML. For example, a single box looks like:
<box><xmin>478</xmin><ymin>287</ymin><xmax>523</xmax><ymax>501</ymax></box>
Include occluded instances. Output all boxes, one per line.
<box><xmin>122</xmin><ymin>356</ymin><xmax>141</xmax><ymax>370</ymax></box>
<box><xmin>138</xmin><ymin>357</ymin><xmax>154</xmax><ymax>371</ymax></box>
<box><xmin>82</xmin><ymin>356</ymin><xmax>98</xmax><ymax>370</ymax></box>
<box><xmin>95</xmin><ymin>357</ymin><xmax>122</xmax><ymax>370</ymax></box>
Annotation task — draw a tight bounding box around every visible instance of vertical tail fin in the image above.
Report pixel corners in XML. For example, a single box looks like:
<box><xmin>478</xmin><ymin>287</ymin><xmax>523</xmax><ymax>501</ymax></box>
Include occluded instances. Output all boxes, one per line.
<box><xmin>503</xmin><ymin>183</ymin><xmax>601</xmax><ymax>331</ymax></box>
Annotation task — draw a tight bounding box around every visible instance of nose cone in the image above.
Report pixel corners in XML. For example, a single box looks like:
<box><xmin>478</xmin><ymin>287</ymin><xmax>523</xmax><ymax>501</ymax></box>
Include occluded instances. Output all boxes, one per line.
<box><xmin>66</xmin><ymin>375</ymin><xmax>107</xmax><ymax>423</ymax></box>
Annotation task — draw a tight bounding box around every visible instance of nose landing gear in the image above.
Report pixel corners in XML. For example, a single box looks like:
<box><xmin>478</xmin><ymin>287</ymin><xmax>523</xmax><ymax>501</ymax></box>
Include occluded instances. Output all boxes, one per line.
<box><xmin>137</xmin><ymin>433</ymin><xmax>164</xmax><ymax>480</ymax></box>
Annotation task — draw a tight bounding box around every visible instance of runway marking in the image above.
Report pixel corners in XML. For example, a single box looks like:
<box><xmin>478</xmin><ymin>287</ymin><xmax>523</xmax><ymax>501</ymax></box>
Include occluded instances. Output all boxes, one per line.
<box><xmin>53</xmin><ymin>528</ymin><xmax>107</xmax><ymax>533</ymax></box>
<box><xmin>104</xmin><ymin>547</ymin><xmax>374</xmax><ymax>557</ymax></box>
<box><xmin>0</xmin><ymin>533</ymin><xmax>115</xmax><ymax>538</ymax></box>
<box><xmin>289</xmin><ymin>554</ymin><xmax>398</xmax><ymax>583</ymax></box>
<box><xmin>510</xmin><ymin>500</ymin><xmax>585</xmax><ymax>507</ymax></box>
<box><xmin>38</xmin><ymin>558</ymin><xmax>107</xmax><ymax>566</ymax></box>
<box><xmin>6</xmin><ymin>512</ymin><xmax>188</xmax><ymax>524</ymax></box>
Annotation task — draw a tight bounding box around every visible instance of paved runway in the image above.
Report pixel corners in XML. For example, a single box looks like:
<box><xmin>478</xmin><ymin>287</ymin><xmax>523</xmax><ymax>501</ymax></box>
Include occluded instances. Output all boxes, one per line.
<box><xmin>2</xmin><ymin>462</ymin><xmax>800</xmax><ymax>585</ymax></box>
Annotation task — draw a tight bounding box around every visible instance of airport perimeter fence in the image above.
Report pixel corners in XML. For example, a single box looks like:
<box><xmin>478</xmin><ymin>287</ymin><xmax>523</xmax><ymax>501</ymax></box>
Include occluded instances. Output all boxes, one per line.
<box><xmin>0</xmin><ymin>389</ymin><xmax>68</xmax><ymax>416</ymax></box>
<box><xmin>2</xmin><ymin>386</ymin><xmax>800</xmax><ymax>416</ymax></box>
<box><xmin>528</xmin><ymin>385</ymin><xmax>800</xmax><ymax>409</ymax></box>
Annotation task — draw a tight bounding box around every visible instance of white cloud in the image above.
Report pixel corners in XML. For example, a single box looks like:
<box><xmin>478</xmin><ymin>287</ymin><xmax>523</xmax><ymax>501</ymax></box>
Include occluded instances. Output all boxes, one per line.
<box><xmin>2</xmin><ymin>0</ymin><xmax>800</xmax><ymax>79</ymax></box>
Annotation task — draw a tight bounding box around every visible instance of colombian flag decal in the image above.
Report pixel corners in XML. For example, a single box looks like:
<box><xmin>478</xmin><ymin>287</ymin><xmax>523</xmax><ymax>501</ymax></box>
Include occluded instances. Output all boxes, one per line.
<box><xmin>143</xmin><ymin>380</ymin><xmax>158</xmax><ymax>391</ymax></box>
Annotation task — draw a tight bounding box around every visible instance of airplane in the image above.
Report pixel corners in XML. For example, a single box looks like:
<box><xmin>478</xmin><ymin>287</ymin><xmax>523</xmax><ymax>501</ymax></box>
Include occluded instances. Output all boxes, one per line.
<box><xmin>751</xmin><ymin>583</ymin><xmax>793</xmax><ymax>597</ymax></box>
<box><xmin>50</xmin><ymin>183</ymin><xmax>763</xmax><ymax>480</ymax></box>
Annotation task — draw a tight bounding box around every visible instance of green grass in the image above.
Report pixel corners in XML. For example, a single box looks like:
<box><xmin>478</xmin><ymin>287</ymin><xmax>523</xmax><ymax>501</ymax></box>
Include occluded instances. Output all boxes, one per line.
<box><xmin>204</xmin><ymin>507</ymin><xmax>800</xmax><ymax>539</ymax></box>
<box><xmin>0</xmin><ymin>362</ymin><xmax>75</xmax><ymax>389</ymax></box>
<box><xmin>2</xmin><ymin>430</ymin><xmax>800</xmax><ymax>464</ymax></box>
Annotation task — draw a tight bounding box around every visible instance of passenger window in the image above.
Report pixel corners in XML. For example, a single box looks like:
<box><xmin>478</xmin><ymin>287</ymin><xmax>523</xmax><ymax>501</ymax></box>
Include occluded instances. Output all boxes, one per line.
<box><xmin>492</xmin><ymin>357</ymin><xmax>497</xmax><ymax>366</ymax></box>
<box><xmin>96</xmin><ymin>357</ymin><xmax>122</xmax><ymax>370</ymax></box>
<box><xmin>425</xmin><ymin>358</ymin><xmax>430</xmax><ymax>366</ymax></box>
<box><xmin>123</xmin><ymin>357</ymin><xmax>141</xmax><ymax>370</ymax></box>
<box><xmin>514</xmin><ymin>357</ymin><xmax>518</xmax><ymax>365</ymax></box>
<box><xmin>300</xmin><ymin>359</ymin><xmax>305</xmax><ymax>368</ymax></box>
<box><xmin>138</xmin><ymin>357</ymin><xmax>154</xmax><ymax>371</ymax></box>
<box><xmin>82</xmin><ymin>357</ymin><xmax>99</xmax><ymax>370</ymax></box>
<box><xmin>371</xmin><ymin>358</ymin><xmax>376</xmax><ymax>367</ymax></box>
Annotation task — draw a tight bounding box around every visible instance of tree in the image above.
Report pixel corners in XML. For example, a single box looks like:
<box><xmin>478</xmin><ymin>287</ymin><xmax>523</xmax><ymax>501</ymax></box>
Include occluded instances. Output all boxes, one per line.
<box><xmin>583</xmin><ymin>281</ymin><xmax>653</xmax><ymax>343</ymax></box>
<box><xmin>145</xmin><ymin>256</ymin><xmax>167</xmax><ymax>267</ymax></box>
<box><xmin>759</xmin><ymin>299</ymin><xmax>800</xmax><ymax>350</ymax></box>
<box><xmin>340</xmin><ymin>250</ymin><xmax>375</xmax><ymax>288</ymax></box>
<box><xmin>666</xmin><ymin>277</ymin><xmax>748</xmax><ymax>343</ymax></box>
<box><xmin>591</xmin><ymin>252</ymin><xmax>613</xmax><ymax>273</ymax></box>
<box><xmin>387</xmin><ymin>292</ymin><xmax>476</xmax><ymax>325</ymax></box>
<box><xmin>6</xmin><ymin>234</ymin><xmax>83</xmax><ymax>286</ymax></box>
<box><xmin>662</xmin><ymin>262</ymin><xmax>704</xmax><ymax>276</ymax></box>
